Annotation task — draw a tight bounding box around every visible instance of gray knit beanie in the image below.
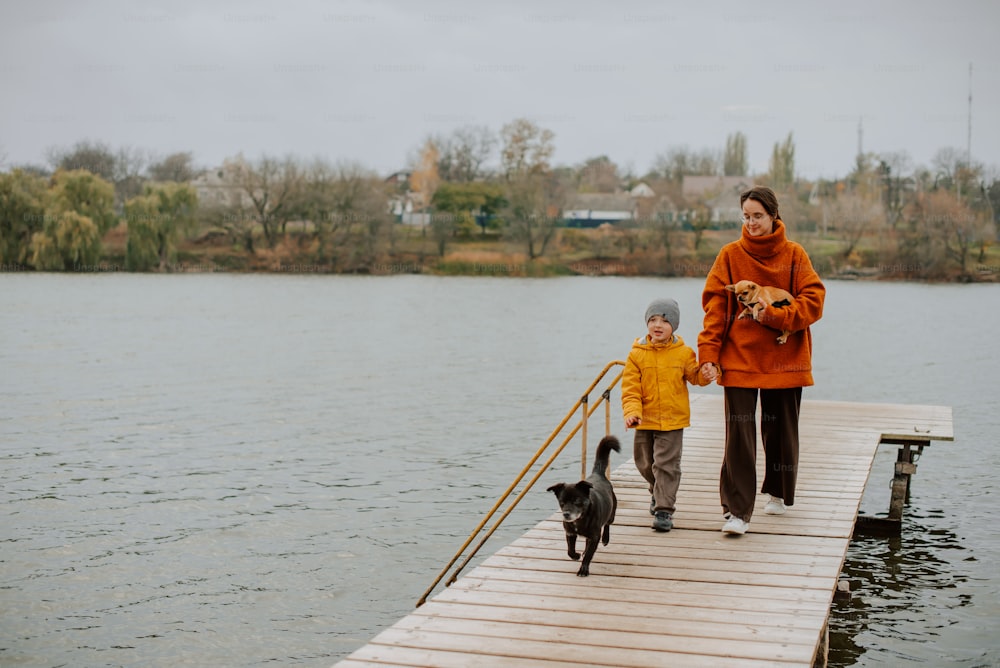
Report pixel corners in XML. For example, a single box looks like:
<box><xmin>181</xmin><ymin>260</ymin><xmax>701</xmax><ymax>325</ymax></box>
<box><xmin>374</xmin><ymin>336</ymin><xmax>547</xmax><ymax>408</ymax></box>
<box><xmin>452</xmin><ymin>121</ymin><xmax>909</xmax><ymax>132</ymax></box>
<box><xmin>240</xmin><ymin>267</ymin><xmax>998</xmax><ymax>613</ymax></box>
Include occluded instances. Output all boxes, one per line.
<box><xmin>645</xmin><ymin>298</ymin><xmax>680</xmax><ymax>332</ymax></box>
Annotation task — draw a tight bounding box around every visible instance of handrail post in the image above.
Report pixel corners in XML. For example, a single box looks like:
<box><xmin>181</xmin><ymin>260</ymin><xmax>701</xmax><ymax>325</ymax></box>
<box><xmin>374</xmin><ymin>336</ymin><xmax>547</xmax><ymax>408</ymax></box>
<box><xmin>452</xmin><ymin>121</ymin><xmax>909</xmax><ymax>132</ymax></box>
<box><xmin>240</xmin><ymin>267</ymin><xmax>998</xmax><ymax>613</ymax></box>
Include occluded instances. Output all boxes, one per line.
<box><xmin>603</xmin><ymin>389</ymin><xmax>611</xmax><ymax>435</ymax></box>
<box><xmin>417</xmin><ymin>360</ymin><xmax>626</xmax><ymax>608</ymax></box>
<box><xmin>580</xmin><ymin>394</ymin><xmax>588</xmax><ymax>480</ymax></box>
<box><xmin>603</xmin><ymin>388</ymin><xmax>612</xmax><ymax>476</ymax></box>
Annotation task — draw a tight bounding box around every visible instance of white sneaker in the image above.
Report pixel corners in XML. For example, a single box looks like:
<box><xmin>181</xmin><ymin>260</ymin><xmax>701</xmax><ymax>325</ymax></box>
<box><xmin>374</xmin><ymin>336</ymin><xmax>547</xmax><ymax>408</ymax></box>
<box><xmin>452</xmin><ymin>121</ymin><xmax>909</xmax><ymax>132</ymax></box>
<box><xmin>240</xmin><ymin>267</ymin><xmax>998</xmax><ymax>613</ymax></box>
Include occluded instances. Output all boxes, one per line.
<box><xmin>722</xmin><ymin>516</ymin><xmax>749</xmax><ymax>535</ymax></box>
<box><xmin>764</xmin><ymin>496</ymin><xmax>786</xmax><ymax>515</ymax></box>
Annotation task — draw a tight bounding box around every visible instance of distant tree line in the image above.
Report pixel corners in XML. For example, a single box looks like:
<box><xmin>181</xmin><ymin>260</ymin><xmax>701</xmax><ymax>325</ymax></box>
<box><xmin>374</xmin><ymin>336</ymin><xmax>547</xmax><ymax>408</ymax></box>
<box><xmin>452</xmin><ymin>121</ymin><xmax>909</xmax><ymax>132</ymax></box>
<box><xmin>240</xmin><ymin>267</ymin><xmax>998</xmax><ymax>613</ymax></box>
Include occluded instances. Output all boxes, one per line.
<box><xmin>1</xmin><ymin>125</ymin><xmax>997</xmax><ymax>279</ymax></box>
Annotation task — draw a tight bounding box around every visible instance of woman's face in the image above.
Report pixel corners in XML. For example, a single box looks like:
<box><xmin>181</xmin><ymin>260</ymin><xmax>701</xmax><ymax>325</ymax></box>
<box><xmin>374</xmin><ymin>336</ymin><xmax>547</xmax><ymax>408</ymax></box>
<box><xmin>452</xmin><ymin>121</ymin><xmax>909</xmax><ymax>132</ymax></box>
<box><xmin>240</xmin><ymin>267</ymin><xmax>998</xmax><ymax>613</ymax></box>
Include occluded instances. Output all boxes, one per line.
<box><xmin>741</xmin><ymin>198</ymin><xmax>774</xmax><ymax>237</ymax></box>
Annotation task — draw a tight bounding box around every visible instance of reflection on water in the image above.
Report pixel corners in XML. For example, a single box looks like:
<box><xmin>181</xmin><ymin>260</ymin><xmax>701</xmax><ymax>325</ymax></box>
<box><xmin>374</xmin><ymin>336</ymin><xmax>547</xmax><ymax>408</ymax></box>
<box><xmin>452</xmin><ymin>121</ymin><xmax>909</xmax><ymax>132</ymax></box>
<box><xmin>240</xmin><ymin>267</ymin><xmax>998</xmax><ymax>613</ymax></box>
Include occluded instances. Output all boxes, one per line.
<box><xmin>832</xmin><ymin>511</ymin><xmax>975</xmax><ymax>666</ymax></box>
<box><xmin>1</xmin><ymin>274</ymin><xmax>999</xmax><ymax>667</ymax></box>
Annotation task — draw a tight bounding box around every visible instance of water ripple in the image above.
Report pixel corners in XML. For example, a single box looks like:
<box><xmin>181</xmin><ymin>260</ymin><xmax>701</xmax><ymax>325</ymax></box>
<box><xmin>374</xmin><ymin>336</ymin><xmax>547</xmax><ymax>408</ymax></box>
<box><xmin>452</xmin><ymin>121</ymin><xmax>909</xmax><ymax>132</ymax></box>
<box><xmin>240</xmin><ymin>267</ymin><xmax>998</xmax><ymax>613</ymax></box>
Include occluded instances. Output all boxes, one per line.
<box><xmin>2</xmin><ymin>274</ymin><xmax>998</xmax><ymax>667</ymax></box>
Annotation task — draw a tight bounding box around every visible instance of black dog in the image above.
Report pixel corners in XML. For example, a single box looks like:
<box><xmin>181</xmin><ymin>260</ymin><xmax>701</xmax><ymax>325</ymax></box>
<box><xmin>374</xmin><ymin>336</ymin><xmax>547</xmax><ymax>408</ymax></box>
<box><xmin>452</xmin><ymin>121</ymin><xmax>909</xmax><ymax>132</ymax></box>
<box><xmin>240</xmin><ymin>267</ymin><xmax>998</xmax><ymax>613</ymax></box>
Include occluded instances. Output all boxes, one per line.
<box><xmin>546</xmin><ymin>435</ymin><xmax>620</xmax><ymax>576</ymax></box>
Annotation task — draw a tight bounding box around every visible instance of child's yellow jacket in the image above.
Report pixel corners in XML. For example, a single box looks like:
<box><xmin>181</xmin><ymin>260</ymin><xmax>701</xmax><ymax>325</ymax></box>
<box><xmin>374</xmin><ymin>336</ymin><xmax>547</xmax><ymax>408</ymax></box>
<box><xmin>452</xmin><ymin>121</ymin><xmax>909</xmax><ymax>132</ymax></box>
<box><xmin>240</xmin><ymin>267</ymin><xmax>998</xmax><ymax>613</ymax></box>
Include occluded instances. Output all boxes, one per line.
<box><xmin>622</xmin><ymin>334</ymin><xmax>709</xmax><ymax>431</ymax></box>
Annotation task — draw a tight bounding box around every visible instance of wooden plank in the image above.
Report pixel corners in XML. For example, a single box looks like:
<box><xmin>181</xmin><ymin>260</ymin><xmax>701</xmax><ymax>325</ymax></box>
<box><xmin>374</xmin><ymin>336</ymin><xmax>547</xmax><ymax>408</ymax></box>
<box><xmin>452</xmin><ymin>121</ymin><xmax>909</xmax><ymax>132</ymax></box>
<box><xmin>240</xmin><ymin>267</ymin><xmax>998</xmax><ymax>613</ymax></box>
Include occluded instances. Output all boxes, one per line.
<box><xmin>448</xmin><ymin>575</ymin><xmax>831</xmax><ymax>618</ymax></box>
<box><xmin>422</xmin><ymin>590</ymin><xmax>827</xmax><ymax>633</ymax></box>
<box><xmin>410</xmin><ymin>599</ymin><xmax>819</xmax><ymax>645</ymax></box>
<box><xmin>614</xmin><ymin>488</ymin><xmax>868</xmax><ymax>508</ymax></box>
<box><xmin>340</xmin><ymin>644</ymin><xmax>595</xmax><ymax>667</ymax></box>
<box><xmin>509</xmin><ymin>528</ymin><xmax>843</xmax><ymax>565</ymax></box>
<box><xmin>350</xmin><ymin>633</ymin><xmax>803</xmax><ymax>668</ymax></box>
<box><xmin>494</xmin><ymin>544</ymin><xmax>843</xmax><ymax>578</ymax></box>
<box><xmin>476</xmin><ymin>554</ymin><xmax>834</xmax><ymax>590</ymax></box>
<box><xmin>334</xmin><ymin>397</ymin><xmax>952</xmax><ymax>668</ymax></box>
<box><xmin>377</xmin><ymin>619</ymin><xmax>817</xmax><ymax>665</ymax></box>
<box><xmin>459</xmin><ymin>566</ymin><xmax>835</xmax><ymax>606</ymax></box>
<box><xmin>688</xmin><ymin>394</ymin><xmax>953</xmax><ymax>441</ymax></box>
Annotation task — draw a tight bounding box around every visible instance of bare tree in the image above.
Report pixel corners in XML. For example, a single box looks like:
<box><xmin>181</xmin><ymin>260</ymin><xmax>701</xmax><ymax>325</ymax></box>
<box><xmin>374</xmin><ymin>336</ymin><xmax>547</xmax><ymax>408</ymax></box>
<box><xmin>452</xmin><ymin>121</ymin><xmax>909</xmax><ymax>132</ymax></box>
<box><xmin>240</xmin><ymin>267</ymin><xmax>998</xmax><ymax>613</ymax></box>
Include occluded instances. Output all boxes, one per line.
<box><xmin>227</xmin><ymin>154</ymin><xmax>302</xmax><ymax>249</ymax></box>
<box><xmin>298</xmin><ymin>160</ymin><xmax>389</xmax><ymax>270</ymax></box>
<box><xmin>409</xmin><ymin>139</ymin><xmax>440</xmax><ymax>218</ymax></box>
<box><xmin>878</xmin><ymin>151</ymin><xmax>913</xmax><ymax>230</ymax></box>
<box><xmin>897</xmin><ymin>189</ymin><xmax>983</xmax><ymax>278</ymax></box>
<box><xmin>436</xmin><ymin>125</ymin><xmax>496</xmax><ymax>182</ymax></box>
<box><xmin>931</xmin><ymin>147</ymin><xmax>967</xmax><ymax>185</ymax></box>
<box><xmin>114</xmin><ymin>146</ymin><xmax>149</xmax><ymax>203</ymax></box>
<box><xmin>824</xmin><ymin>193</ymin><xmax>884</xmax><ymax>259</ymax></box>
<box><xmin>724</xmin><ymin>132</ymin><xmax>748</xmax><ymax>176</ymax></box>
<box><xmin>933</xmin><ymin>193</ymin><xmax>985</xmax><ymax>276</ymax></box>
<box><xmin>499</xmin><ymin>118</ymin><xmax>560</xmax><ymax>259</ymax></box>
<box><xmin>651</xmin><ymin>146</ymin><xmax>720</xmax><ymax>182</ymax></box>
<box><xmin>644</xmin><ymin>201</ymin><xmax>682</xmax><ymax>268</ymax></box>
<box><xmin>500</xmin><ymin>118</ymin><xmax>554</xmax><ymax>178</ymax></box>
<box><xmin>577</xmin><ymin>156</ymin><xmax>620</xmax><ymax>193</ymax></box>
<box><xmin>148</xmin><ymin>152</ymin><xmax>197</xmax><ymax>183</ymax></box>
<box><xmin>47</xmin><ymin>140</ymin><xmax>116</xmax><ymax>180</ymax></box>
<box><xmin>46</xmin><ymin>140</ymin><xmax>149</xmax><ymax>206</ymax></box>
<box><xmin>768</xmin><ymin>133</ymin><xmax>795</xmax><ymax>190</ymax></box>
<box><xmin>504</xmin><ymin>172</ymin><xmax>564</xmax><ymax>259</ymax></box>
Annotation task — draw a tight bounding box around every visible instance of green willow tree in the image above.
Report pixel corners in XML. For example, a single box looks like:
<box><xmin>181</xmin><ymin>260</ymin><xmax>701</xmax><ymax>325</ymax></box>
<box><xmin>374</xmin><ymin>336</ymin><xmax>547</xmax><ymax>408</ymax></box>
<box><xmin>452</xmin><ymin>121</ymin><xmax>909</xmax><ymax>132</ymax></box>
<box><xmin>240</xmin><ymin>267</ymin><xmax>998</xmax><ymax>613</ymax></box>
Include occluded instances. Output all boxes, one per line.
<box><xmin>124</xmin><ymin>183</ymin><xmax>198</xmax><ymax>271</ymax></box>
<box><xmin>30</xmin><ymin>211</ymin><xmax>102</xmax><ymax>271</ymax></box>
<box><xmin>0</xmin><ymin>169</ymin><xmax>48</xmax><ymax>266</ymax></box>
<box><xmin>29</xmin><ymin>169</ymin><xmax>116</xmax><ymax>270</ymax></box>
<box><xmin>50</xmin><ymin>169</ymin><xmax>118</xmax><ymax>235</ymax></box>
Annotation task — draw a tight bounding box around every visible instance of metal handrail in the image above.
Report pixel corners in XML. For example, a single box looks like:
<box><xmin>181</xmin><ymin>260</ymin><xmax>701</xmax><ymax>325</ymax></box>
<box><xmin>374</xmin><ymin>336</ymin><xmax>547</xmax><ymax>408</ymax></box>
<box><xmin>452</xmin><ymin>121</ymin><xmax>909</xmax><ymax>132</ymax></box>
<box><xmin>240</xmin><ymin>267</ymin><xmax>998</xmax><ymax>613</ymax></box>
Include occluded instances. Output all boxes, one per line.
<box><xmin>416</xmin><ymin>360</ymin><xmax>626</xmax><ymax>607</ymax></box>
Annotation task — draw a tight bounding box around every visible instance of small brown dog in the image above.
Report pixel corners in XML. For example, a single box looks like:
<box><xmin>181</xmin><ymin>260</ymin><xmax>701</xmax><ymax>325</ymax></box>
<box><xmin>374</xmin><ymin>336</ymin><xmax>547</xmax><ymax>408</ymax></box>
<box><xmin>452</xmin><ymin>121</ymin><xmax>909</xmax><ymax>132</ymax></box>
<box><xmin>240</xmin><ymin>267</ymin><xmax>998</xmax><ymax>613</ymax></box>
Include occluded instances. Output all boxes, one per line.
<box><xmin>726</xmin><ymin>280</ymin><xmax>794</xmax><ymax>344</ymax></box>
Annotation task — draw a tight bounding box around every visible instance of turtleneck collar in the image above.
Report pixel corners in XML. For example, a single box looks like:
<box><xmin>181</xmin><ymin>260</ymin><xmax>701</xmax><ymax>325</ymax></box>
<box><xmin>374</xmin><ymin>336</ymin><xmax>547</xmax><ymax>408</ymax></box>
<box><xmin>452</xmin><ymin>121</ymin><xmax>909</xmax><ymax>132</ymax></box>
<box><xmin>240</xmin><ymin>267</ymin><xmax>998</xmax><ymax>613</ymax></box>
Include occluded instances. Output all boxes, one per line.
<box><xmin>740</xmin><ymin>218</ymin><xmax>788</xmax><ymax>259</ymax></box>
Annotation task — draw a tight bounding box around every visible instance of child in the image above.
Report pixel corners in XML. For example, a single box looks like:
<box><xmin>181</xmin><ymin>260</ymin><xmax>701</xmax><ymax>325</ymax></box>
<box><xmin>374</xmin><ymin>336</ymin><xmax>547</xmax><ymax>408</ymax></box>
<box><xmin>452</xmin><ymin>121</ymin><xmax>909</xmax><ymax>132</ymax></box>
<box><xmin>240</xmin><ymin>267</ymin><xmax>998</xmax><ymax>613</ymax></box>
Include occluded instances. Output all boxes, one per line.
<box><xmin>622</xmin><ymin>298</ymin><xmax>710</xmax><ymax>532</ymax></box>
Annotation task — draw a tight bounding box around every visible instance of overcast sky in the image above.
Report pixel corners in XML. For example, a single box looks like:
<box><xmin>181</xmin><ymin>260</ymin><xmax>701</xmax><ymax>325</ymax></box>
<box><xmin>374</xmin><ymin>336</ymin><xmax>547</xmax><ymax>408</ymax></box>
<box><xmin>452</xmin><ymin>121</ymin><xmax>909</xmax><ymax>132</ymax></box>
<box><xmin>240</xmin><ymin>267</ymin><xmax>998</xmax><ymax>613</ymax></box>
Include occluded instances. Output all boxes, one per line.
<box><xmin>2</xmin><ymin>0</ymin><xmax>997</xmax><ymax>180</ymax></box>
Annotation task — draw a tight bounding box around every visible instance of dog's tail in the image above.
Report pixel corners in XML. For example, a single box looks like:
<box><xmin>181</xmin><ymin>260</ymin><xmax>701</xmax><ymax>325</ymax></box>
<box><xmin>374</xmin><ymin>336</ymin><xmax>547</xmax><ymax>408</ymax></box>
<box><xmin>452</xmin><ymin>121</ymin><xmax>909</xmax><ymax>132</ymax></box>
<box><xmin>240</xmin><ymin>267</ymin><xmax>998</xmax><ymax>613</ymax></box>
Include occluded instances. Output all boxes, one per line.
<box><xmin>592</xmin><ymin>435</ymin><xmax>621</xmax><ymax>476</ymax></box>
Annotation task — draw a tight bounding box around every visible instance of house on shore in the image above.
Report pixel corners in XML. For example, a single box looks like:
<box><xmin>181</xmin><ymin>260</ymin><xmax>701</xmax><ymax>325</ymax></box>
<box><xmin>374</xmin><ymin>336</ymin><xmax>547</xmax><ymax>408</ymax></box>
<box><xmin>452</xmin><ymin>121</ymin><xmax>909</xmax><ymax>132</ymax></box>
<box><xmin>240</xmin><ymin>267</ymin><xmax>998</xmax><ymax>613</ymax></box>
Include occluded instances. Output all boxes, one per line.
<box><xmin>681</xmin><ymin>175</ymin><xmax>753</xmax><ymax>224</ymax></box>
<box><xmin>384</xmin><ymin>171</ymin><xmax>433</xmax><ymax>225</ymax></box>
<box><xmin>562</xmin><ymin>192</ymin><xmax>635</xmax><ymax>228</ymax></box>
<box><xmin>190</xmin><ymin>164</ymin><xmax>255</xmax><ymax>209</ymax></box>
<box><xmin>563</xmin><ymin>182</ymin><xmax>673</xmax><ymax>228</ymax></box>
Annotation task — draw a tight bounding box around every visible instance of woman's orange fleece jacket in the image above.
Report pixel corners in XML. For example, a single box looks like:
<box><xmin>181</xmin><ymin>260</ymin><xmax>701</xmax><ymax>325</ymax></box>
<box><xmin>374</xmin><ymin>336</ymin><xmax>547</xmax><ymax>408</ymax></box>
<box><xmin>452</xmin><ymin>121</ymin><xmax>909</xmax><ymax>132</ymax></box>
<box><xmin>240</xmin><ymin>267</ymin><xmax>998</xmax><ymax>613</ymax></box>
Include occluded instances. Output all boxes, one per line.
<box><xmin>698</xmin><ymin>219</ymin><xmax>825</xmax><ymax>389</ymax></box>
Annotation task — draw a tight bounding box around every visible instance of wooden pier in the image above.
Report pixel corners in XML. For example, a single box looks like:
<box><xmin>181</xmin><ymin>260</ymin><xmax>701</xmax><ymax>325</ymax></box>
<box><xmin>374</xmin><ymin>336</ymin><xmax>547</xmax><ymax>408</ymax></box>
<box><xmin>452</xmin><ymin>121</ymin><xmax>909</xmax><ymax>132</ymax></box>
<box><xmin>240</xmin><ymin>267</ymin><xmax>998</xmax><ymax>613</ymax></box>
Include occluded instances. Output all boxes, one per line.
<box><xmin>335</xmin><ymin>394</ymin><xmax>953</xmax><ymax>667</ymax></box>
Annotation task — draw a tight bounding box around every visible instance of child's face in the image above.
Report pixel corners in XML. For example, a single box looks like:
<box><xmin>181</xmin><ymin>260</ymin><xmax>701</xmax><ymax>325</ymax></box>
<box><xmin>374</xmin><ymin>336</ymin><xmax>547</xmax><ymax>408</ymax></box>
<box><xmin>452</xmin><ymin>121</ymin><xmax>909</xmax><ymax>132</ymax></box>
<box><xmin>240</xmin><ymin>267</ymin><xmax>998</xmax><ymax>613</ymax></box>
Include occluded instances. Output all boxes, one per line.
<box><xmin>646</xmin><ymin>315</ymin><xmax>673</xmax><ymax>344</ymax></box>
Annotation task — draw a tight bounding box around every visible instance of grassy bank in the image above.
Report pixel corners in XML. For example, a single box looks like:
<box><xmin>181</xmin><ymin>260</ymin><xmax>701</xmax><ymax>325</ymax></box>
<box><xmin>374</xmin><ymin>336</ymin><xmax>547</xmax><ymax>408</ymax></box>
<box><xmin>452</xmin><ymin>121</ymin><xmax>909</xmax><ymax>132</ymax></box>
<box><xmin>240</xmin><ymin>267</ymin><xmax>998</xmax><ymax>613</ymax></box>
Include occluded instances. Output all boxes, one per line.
<box><xmin>92</xmin><ymin>222</ymin><xmax>1000</xmax><ymax>282</ymax></box>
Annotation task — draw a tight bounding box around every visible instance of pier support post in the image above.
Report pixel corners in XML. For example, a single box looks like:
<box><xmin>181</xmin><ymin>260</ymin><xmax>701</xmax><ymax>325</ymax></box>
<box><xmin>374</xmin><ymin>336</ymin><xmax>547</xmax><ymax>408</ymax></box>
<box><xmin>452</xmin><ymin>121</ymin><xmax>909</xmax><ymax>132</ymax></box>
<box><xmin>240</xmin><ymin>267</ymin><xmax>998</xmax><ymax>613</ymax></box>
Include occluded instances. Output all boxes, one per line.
<box><xmin>887</xmin><ymin>441</ymin><xmax>922</xmax><ymax>521</ymax></box>
<box><xmin>856</xmin><ymin>438</ymin><xmax>928</xmax><ymax>536</ymax></box>
<box><xmin>811</xmin><ymin>622</ymin><xmax>829</xmax><ymax>667</ymax></box>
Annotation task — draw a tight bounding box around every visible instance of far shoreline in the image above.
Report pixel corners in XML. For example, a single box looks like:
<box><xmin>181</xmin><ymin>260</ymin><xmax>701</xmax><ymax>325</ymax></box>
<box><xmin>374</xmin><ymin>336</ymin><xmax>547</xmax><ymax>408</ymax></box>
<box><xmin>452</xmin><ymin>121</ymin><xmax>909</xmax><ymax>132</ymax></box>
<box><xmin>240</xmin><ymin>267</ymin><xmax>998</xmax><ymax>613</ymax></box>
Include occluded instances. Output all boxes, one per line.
<box><xmin>3</xmin><ymin>262</ymin><xmax>997</xmax><ymax>284</ymax></box>
<box><xmin>4</xmin><ymin>223</ymin><xmax>997</xmax><ymax>284</ymax></box>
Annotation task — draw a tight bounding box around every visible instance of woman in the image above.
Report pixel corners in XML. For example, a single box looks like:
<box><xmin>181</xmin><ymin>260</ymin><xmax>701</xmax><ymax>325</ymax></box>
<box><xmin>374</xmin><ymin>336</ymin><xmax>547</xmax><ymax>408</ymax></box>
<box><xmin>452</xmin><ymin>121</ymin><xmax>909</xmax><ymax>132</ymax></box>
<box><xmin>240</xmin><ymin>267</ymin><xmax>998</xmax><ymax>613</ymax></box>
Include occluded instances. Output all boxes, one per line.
<box><xmin>698</xmin><ymin>186</ymin><xmax>825</xmax><ymax>535</ymax></box>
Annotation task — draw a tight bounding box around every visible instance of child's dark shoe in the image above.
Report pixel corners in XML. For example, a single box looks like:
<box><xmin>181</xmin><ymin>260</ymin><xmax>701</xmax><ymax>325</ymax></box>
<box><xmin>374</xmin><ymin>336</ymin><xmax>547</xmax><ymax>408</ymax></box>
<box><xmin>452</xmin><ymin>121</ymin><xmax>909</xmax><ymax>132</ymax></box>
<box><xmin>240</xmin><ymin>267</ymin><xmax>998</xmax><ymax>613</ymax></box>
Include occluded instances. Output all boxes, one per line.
<box><xmin>652</xmin><ymin>511</ymin><xmax>673</xmax><ymax>532</ymax></box>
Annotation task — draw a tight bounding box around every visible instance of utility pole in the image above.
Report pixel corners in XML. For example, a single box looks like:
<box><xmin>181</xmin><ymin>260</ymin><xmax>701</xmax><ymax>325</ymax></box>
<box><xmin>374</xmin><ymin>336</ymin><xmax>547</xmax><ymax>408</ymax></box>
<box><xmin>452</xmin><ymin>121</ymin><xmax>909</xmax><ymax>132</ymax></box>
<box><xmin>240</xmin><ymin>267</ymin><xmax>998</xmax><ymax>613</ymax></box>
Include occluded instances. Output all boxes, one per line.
<box><xmin>959</xmin><ymin>63</ymin><xmax>972</xmax><ymax>203</ymax></box>
<box><xmin>857</xmin><ymin>117</ymin><xmax>863</xmax><ymax>161</ymax></box>
<box><xmin>967</xmin><ymin>62</ymin><xmax>973</xmax><ymax>166</ymax></box>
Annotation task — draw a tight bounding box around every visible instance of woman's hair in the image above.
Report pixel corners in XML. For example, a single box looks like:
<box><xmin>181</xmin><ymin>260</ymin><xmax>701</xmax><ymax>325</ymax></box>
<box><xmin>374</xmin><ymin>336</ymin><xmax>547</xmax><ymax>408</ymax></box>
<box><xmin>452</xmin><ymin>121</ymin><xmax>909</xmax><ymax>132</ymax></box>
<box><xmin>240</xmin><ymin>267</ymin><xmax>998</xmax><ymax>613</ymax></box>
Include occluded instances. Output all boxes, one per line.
<box><xmin>740</xmin><ymin>186</ymin><xmax>781</xmax><ymax>219</ymax></box>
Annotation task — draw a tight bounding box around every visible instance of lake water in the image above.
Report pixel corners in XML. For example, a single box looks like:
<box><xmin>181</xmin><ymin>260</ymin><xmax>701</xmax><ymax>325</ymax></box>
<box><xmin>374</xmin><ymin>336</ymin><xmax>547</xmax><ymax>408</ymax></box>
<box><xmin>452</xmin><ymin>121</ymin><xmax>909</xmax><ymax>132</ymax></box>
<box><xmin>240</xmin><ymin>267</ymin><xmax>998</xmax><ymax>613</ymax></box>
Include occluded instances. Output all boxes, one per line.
<box><xmin>1</xmin><ymin>273</ymin><xmax>997</xmax><ymax>667</ymax></box>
